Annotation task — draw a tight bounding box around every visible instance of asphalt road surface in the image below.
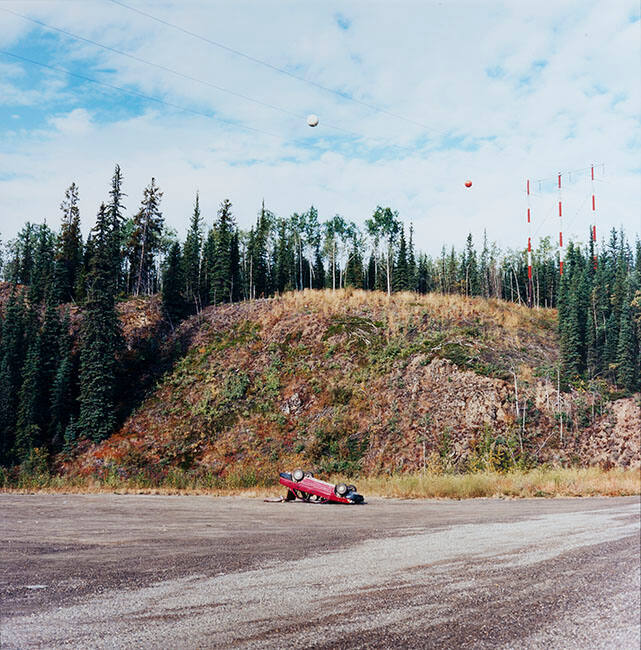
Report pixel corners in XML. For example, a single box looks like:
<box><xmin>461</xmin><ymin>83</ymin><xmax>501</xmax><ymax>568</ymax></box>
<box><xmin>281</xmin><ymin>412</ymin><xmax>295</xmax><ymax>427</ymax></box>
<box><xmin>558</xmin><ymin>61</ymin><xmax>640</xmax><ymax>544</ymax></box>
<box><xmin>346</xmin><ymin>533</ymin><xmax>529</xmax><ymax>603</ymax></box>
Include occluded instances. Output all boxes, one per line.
<box><xmin>1</xmin><ymin>494</ymin><xmax>639</xmax><ymax>649</ymax></box>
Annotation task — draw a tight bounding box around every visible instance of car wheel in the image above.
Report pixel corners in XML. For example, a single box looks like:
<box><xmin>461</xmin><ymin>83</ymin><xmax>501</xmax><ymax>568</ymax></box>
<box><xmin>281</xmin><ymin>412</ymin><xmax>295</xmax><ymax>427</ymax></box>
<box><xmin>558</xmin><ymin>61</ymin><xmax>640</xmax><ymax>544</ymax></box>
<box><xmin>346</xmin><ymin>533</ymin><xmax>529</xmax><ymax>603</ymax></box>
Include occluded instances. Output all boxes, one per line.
<box><xmin>335</xmin><ymin>482</ymin><xmax>348</xmax><ymax>496</ymax></box>
<box><xmin>292</xmin><ymin>468</ymin><xmax>305</xmax><ymax>482</ymax></box>
<box><xmin>347</xmin><ymin>484</ymin><xmax>357</xmax><ymax>493</ymax></box>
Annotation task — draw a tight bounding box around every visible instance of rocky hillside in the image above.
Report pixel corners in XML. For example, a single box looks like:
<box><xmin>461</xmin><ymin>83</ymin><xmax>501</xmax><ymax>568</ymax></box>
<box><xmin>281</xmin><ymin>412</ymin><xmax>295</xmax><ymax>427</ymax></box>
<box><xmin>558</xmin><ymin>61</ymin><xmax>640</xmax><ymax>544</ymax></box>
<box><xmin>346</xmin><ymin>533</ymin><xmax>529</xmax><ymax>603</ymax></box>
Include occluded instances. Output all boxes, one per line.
<box><xmin>65</xmin><ymin>289</ymin><xmax>640</xmax><ymax>484</ymax></box>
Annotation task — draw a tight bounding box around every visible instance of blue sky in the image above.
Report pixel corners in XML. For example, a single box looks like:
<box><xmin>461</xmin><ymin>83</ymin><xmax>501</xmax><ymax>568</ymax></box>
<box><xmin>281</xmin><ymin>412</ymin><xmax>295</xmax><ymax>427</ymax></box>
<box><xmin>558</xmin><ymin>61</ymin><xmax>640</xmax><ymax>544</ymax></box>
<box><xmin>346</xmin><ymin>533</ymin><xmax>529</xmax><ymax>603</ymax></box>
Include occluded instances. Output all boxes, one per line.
<box><xmin>0</xmin><ymin>0</ymin><xmax>639</xmax><ymax>254</ymax></box>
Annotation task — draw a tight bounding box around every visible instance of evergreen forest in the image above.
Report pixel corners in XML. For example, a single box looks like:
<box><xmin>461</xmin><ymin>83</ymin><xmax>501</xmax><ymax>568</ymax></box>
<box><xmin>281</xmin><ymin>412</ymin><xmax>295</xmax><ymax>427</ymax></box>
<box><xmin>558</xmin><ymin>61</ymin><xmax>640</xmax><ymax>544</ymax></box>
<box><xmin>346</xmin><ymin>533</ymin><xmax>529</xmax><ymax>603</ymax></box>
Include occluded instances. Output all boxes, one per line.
<box><xmin>1</xmin><ymin>165</ymin><xmax>639</xmax><ymax>467</ymax></box>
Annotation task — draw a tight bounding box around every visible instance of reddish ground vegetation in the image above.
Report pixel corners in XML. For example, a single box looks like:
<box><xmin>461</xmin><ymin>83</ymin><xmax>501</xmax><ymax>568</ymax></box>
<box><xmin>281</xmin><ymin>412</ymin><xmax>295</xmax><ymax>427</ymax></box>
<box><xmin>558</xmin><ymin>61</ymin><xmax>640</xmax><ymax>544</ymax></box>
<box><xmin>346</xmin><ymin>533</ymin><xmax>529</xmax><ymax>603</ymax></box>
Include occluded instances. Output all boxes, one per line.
<box><xmin>63</xmin><ymin>290</ymin><xmax>640</xmax><ymax>484</ymax></box>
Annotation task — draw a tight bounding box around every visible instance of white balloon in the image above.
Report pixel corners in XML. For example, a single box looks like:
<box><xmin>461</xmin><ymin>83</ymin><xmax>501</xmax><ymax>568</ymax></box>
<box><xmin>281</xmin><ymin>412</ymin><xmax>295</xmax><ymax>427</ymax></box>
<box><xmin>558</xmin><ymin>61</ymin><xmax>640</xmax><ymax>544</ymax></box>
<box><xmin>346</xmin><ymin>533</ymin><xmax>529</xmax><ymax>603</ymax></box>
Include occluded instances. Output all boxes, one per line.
<box><xmin>307</xmin><ymin>114</ymin><xmax>319</xmax><ymax>127</ymax></box>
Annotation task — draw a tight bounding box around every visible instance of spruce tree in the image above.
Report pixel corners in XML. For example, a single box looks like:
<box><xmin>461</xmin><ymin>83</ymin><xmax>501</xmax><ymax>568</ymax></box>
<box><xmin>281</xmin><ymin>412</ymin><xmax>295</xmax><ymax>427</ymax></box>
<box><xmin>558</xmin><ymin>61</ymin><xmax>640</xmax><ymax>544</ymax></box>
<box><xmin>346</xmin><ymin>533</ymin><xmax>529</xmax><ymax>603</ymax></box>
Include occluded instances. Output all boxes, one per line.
<box><xmin>248</xmin><ymin>201</ymin><xmax>272</xmax><ymax>299</ymax></box>
<box><xmin>462</xmin><ymin>233</ymin><xmax>479</xmax><ymax>296</ymax></box>
<box><xmin>107</xmin><ymin>164</ymin><xmax>127</xmax><ymax>294</ymax></box>
<box><xmin>366</xmin><ymin>254</ymin><xmax>376</xmax><ymax>291</ymax></box>
<box><xmin>54</xmin><ymin>183</ymin><xmax>83</xmax><ymax>303</ymax></box>
<box><xmin>417</xmin><ymin>254</ymin><xmax>429</xmax><ymax>294</ymax></box>
<box><xmin>394</xmin><ymin>228</ymin><xmax>409</xmax><ymax>292</ymax></box>
<box><xmin>303</xmin><ymin>206</ymin><xmax>321</xmax><ymax>290</ymax></box>
<box><xmin>182</xmin><ymin>193</ymin><xmax>203</xmax><ymax>310</ymax></box>
<box><xmin>16</xmin><ymin>223</ymin><xmax>35</xmax><ymax>285</ymax></box>
<box><xmin>128</xmin><ymin>178</ymin><xmax>164</xmax><ymax>295</ymax></box>
<box><xmin>586</xmin><ymin>289</ymin><xmax>599</xmax><ymax>379</ymax></box>
<box><xmin>408</xmin><ymin>224</ymin><xmax>417</xmax><ymax>292</ymax></box>
<box><xmin>558</xmin><ymin>272</ymin><xmax>579</xmax><ymax>384</ymax></box>
<box><xmin>77</xmin><ymin>204</ymin><xmax>123</xmax><ymax>442</ymax></box>
<box><xmin>311</xmin><ymin>247</ymin><xmax>323</xmax><ymax>289</ymax></box>
<box><xmin>49</xmin><ymin>309</ymin><xmax>74</xmax><ymax>447</ymax></box>
<box><xmin>209</xmin><ymin>199</ymin><xmax>235</xmax><ymax>304</ymax></box>
<box><xmin>74</xmin><ymin>234</ymin><xmax>94</xmax><ymax>304</ymax></box>
<box><xmin>480</xmin><ymin>230</ymin><xmax>490</xmax><ymax>298</ymax></box>
<box><xmin>344</xmin><ymin>232</ymin><xmax>363</xmax><ymax>289</ymax></box>
<box><xmin>201</xmin><ymin>227</ymin><xmax>215</xmax><ymax>306</ymax></box>
<box><xmin>14</xmin><ymin>333</ymin><xmax>42</xmax><ymax>460</ymax></box>
<box><xmin>230</xmin><ymin>230</ymin><xmax>241</xmax><ymax>302</ymax></box>
<box><xmin>0</xmin><ymin>289</ymin><xmax>26</xmax><ymax>463</ymax></box>
<box><xmin>273</xmin><ymin>218</ymin><xmax>295</xmax><ymax>294</ymax></box>
<box><xmin>324</xmin><ymin>215</ymin><xmax>348</xmax><ymax>291</ymax></box>
<box><xmin>162</xmin><ymin>241</ymin><xmax>185</xmax><ymax>324</ymax></box>
<box><xmin>616</xmin><ymin>284</ymin><xmax>638</xmax><ymax>392</ymax></box>
<box><xmin>30</xmin><ymin>223</ymin><xmax>56</xmax><ymax>305</ymax></box>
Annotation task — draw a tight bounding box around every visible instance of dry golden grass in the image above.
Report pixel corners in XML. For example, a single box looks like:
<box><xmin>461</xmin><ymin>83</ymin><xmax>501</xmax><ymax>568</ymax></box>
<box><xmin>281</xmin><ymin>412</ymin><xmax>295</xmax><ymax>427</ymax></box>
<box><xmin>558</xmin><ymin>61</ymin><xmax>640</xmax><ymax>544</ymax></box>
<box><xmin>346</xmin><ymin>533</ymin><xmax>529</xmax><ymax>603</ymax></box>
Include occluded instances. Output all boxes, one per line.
<box><xmin>268</xmin><ymin>289</ymin><xmax>557</xmax><ymax>334</ymax></box>
<box><xmin>354</xmin><ymin>467</ymin><xmax>641</xmax><ymax>499</ymax></box>
<box><xmin>4</xmin><ymin>468</ymin><xmax>638</xmax><ymax>499</ymax></box>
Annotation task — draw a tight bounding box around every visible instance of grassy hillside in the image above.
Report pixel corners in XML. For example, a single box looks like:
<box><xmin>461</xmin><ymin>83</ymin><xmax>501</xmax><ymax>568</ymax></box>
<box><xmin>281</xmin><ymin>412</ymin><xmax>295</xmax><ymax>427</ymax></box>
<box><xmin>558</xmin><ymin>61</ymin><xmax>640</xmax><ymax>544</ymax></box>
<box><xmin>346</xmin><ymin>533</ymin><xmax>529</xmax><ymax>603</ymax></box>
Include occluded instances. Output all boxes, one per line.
<box><xmin>64</xmin><ymin>289</ymin><xmax>639</xmax><ymax>487</ymax></box>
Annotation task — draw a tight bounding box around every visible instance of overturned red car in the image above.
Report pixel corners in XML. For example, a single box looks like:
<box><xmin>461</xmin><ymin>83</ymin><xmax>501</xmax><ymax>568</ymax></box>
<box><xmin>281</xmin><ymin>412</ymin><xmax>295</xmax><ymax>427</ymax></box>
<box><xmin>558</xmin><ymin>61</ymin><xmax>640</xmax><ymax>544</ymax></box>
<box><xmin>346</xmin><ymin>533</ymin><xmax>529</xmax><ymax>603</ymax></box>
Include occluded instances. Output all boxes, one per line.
<box><xmin>279</xmin><ymin>469</ymin><xmax>365</xmax><ymax>504</ymax></box>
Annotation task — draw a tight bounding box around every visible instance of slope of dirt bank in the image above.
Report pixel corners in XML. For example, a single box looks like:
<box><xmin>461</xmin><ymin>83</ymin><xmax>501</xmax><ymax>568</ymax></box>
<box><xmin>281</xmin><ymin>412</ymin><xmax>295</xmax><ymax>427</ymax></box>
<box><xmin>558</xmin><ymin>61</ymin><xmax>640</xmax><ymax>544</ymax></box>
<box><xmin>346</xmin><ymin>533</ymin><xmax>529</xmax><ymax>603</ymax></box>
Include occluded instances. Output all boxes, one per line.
<box><xmin>64</xmin><ymin>290</ymin><xmax>639</xmax><ymax>482</ymax></box>
<box><xmin>569</xmin><ymin>397</ymin><xmax>641</xmax><ymax>469</ymax></box>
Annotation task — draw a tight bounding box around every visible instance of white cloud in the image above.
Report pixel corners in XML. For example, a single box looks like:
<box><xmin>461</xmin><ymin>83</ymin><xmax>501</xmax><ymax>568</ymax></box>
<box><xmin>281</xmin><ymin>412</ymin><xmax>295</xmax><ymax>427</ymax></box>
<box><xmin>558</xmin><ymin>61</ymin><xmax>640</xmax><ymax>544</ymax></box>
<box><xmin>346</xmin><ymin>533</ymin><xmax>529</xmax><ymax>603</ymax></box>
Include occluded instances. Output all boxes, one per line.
<box><xmin>0</xmin><ymin>0</ymin><xmax>639</xmax><ymax>254</ymax></box>
<box><xmin>48</xmin><ymin>107</ymin><xmax>93</xmax><ymax>135</ymax></box>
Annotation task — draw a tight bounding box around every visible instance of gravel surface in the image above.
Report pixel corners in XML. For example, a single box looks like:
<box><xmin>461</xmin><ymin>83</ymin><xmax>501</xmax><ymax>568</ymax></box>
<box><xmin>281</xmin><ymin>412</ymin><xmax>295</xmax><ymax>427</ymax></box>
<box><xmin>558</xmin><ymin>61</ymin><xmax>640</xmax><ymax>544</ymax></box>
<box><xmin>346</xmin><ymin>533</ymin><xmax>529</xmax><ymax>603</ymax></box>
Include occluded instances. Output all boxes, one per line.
<box><xmin>1</xmin><ymin>494</ymin><xmax>639</xmax><ymax>648</ymax></box>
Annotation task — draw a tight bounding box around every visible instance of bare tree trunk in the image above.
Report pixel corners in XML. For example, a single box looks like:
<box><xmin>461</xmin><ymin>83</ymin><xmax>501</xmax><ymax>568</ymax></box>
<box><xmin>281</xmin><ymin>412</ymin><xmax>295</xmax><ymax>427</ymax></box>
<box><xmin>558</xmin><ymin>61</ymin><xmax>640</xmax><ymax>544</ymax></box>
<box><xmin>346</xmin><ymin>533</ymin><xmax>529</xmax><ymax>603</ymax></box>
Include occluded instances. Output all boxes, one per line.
<box><xmin>557</xmin><ymin>367</ymin><xmax>563</xmax><ymax>447</ymax></box>
<box><xmin>512</xmin><ymin>369</ymin><xmax>520</xmax><ymax>419</ymax></box>
<box><xmin>135</xmin><ymin>215</ymin><xmax>148</xmax><ymax>297</ymax></box>
<box><xmin>386</xmin><ymin>244</ymin><xmax>392</xmax><ymax>296</ymax></box>
<box><xmin>332</xmin><ymin>241</ymin><xmax>336</xmax><ymax>291</ymax></box>
<box><xmin>299</xmin><ymin>236</ymin><xmax>303</xmax><ymax>291</ymax></box>
<box><xmin>512</xmin><ymin>267</ymin><xmax>522</xmax><ymax>305</ymax></box>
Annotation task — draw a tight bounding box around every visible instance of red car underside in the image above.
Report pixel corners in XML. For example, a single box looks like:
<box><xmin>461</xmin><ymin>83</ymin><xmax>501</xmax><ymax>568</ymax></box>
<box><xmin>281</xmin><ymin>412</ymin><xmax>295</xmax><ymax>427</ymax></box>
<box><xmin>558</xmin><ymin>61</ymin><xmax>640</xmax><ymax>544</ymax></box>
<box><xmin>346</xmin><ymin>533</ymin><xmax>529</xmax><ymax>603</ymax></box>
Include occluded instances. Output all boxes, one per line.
<box><xmin>279</xmin><ymin>472</ymin><xmax>363</xmax><ymax>504</ymax></box>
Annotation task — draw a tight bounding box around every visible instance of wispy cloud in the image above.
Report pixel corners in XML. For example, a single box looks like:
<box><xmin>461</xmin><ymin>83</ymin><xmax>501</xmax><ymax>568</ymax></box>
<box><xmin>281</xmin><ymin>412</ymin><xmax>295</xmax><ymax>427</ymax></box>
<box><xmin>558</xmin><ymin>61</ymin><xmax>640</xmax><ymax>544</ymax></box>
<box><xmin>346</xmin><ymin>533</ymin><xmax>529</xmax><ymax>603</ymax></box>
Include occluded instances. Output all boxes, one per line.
<box><xmin>0</xmin><ymin>0</ymin><xmax>638</xmax><ymax>253</ymax></box>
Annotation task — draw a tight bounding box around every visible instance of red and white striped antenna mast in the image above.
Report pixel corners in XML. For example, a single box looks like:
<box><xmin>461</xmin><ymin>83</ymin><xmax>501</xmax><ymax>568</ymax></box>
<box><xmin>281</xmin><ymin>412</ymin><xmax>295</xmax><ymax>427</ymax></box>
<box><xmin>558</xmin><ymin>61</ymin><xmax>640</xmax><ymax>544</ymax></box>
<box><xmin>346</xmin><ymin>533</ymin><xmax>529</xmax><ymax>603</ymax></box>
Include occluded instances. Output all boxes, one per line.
<box><xmin>527</xmin><ymin>163</ymin><xmax>602</xmax><ymax>289</ymax></box>
<box><xmin>591</xmin><ymin>164</ymin><xmax>597</xmax><ymax>269</ymax></box>
<box><xmin>558</xmin><ymin>172</ymin><xmax>564</xmax><ymax>275</ymax></box>
<box><xmin>527</xmin><ymin>179</ymin><xmax>533</xmax><ymax>307</ymax></box>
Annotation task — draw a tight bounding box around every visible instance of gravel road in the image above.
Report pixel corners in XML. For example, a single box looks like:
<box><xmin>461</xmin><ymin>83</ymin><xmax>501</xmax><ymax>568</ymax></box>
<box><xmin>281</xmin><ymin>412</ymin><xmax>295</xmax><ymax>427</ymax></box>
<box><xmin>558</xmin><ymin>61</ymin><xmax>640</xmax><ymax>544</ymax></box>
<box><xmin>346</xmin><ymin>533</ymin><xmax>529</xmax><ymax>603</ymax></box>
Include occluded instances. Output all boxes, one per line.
<box><xmin>1</xmin><ymin>494</ymin><xmax>639</xmax><ymax>648</ymax></box>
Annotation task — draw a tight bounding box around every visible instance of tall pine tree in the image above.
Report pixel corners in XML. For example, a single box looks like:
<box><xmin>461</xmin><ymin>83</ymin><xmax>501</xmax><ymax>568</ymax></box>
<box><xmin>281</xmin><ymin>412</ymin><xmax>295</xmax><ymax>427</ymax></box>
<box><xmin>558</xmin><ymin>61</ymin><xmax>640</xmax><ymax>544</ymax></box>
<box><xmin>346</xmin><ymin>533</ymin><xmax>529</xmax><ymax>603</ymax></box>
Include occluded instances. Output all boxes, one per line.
<box><xmin>162</xmin><ymin>241</ymin><xmax>186</xmax><ymax>325</ymax></box>
<box><xmin>182</xmin><ymin>193</ymin><xmax>203</xmax><ymax>311</ymax></box>
<box><xmin>77</xmin><ymin>204</ymin><xmax>123</xmax><ymax>442</ymax></box>
<box><xmin>128</xmin><ymin>178</ymin><xmax>164</xmax><ymax>295</ymax></box>
<box><xmin>0</xmin><ymin>289</ymin><xmax>26</xmax><ymax>463</ymax></box>
<box><xmin>54</xmin><ymin>183</ymin><xmax>83</xmax><ymax>303</ymax></box>
<box><xmin>107</xmin><ymin>164</ymin><xmax>127</xmax><ymax>295</ymax></box>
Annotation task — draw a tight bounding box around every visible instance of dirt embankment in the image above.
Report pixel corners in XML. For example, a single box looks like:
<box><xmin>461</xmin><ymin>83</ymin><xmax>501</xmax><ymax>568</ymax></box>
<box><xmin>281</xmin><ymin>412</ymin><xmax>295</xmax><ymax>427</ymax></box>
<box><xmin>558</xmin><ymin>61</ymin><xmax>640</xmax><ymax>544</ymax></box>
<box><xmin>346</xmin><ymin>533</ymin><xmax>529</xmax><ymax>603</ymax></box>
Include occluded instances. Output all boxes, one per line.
<box><xmin>570</xmin><ymin>397</ymin><xmax>641</xmax><ymax>469</ymax></box>
<box><xmin>63</xmin><ymin>290</ymin><xmax>639</xmax><ymax>480</ymax></box>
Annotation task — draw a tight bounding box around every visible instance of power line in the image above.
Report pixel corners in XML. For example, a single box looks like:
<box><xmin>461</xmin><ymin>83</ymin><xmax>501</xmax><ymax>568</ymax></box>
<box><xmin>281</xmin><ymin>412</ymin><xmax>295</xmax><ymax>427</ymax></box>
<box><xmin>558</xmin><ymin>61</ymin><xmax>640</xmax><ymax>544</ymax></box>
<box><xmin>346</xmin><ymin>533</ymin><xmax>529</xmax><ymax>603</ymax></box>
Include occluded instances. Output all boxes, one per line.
<box><xmin>2</xmin><ymin>6</ymin><xmax>357</xmax><ymax>139</ymax></box>
<box><xmin>529</xmin><ymin>164</ymin><xmax>604</xmax><ymax>192</ymax></box>
<box><xmin>1</xmin><ymin>47</ymin><xmax>425</xmax><ymax>160</ymax></box>
<box><xmin>0</xmin><ymin>49</ymin><xmax>283</xmax><ymax>140</ymax></box>
<box><xmin>0</xmin><ymin>7</ymin><xmax>304</xmax><ymax>122</ymax></box>
<box><xmin>2</xmin><ymin>7</ymin><xmax>433</xmax><ymax>154</ymax></box>
<box><xmin>104</xmin><ymin>0</ymin><xmax>452</xmax><ymax>139</ymax></box>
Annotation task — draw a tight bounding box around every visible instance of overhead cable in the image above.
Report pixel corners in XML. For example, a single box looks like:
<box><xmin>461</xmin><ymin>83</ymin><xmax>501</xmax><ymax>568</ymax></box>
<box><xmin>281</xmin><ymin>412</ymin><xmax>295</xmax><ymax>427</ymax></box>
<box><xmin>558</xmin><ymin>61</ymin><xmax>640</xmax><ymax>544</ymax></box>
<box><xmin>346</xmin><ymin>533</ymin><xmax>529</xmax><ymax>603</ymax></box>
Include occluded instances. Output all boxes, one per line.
<box><xmin>105</xmin><ymin>0</ymin><xmax>451</xmax><ymax>138</ymax></box>
<box><xmin>0</xmin><ymin>49</ymin><xmax>283</xmax><ymax>139</ymax></box>
<box><xmin>2</xmin><ymin>7</ymin><xmax>434</xmax><ymax>153</ymax></box>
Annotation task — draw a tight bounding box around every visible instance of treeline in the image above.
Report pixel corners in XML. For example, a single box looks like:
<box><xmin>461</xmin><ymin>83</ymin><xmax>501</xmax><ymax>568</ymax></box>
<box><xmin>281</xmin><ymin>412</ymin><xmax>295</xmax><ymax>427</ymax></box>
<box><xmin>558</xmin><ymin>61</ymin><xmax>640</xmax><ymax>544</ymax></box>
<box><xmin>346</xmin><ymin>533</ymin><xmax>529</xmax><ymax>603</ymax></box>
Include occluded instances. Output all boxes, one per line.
<box><xmin>558</xmin><ymin>233</ymin><xmax>640</xmax><ymax>391</ymax></box>
<box><xmin>0</xmin><ymin>165</ymin><xmax>639</xmax><ymax>465</ymax></box>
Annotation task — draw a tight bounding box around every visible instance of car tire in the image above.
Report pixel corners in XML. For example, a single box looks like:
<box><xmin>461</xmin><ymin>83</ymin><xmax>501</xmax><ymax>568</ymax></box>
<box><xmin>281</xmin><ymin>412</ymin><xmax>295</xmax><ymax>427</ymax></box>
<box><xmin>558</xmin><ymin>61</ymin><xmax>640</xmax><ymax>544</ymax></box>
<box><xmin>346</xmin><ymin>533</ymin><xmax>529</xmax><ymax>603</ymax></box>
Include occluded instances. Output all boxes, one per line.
<box><xmin>347</xmin><ymin>484</ymin><xmax>357</xmax><ymax>493</ymax></box>
<box><xmin>292</xmin><ymin>468</ymin><xmax>305</xmax><ymax>482</ymax></box>
<box><xmin>335</xmin><ymin>482</ymin><xmax>348</xmax><ymax>496</ymax></box>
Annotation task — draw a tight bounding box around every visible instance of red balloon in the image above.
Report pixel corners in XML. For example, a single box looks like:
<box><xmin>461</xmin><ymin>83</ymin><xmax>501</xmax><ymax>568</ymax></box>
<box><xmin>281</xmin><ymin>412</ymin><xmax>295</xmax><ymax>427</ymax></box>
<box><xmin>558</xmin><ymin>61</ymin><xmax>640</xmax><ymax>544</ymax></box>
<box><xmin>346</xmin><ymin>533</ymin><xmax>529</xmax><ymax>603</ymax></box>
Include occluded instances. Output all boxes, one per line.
<box><xmin>465</xmin><ymin>180</ymin><xmax>472</xmax><ymax>188</ymax></box>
